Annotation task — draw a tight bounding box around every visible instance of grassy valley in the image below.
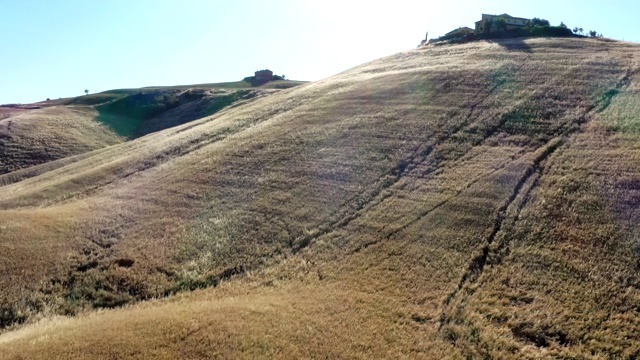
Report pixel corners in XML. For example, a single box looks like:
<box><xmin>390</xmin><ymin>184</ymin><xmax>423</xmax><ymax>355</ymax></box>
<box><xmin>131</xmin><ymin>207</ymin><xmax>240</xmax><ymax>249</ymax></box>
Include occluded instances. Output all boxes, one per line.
<box><xmin>1</xmin><ymin>37</ymin><xmax>640</xmax><ymax>358</ymax></box>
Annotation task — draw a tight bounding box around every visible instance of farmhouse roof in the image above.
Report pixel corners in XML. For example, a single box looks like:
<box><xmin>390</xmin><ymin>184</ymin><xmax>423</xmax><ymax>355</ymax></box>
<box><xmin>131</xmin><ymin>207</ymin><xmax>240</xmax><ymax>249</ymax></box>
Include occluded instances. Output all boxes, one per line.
<box><xmin>444</xmin><ymin>27</ymin><xmax>474</xmax><ymax>37</ymax></box>
<box><xmin>488</xmin><ymin>13</ymin><xmax>530</xmax><ymax>21</ymax></box>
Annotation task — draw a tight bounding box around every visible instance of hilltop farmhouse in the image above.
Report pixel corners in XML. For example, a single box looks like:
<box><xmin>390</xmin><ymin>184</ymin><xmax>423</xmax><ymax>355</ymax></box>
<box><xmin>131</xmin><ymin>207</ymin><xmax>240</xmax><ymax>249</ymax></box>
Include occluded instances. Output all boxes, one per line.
<box><xmin>243</xmin><ymin>69</ymin><xmax>287</xmax><ymax>86</ymax></box>
<box><xmin>475</xmin><ymin>13</ymin><xmax>531</xmax><ymax>32</ymax></box>
<box><xmin>436</xmin><ymin>13</ymin><xmax>531</xmax><ymax>41</ymax></box>
<box><xmin>420</xmin><ymin>12</ymin><xmax>575</xmax><ymax>48</ymax></box>
<box><xmin>254</xmin><ymin>69</ymin><xmax>274</xmax><ymax>83</ymax></box>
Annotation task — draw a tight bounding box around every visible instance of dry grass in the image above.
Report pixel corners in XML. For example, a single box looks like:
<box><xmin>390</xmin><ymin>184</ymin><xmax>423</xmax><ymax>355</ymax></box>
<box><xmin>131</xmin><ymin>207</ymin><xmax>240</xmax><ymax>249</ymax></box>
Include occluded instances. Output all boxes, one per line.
<box><xmin>0</xmin><ymin>106</ymin><xmax>124</xmax><ymax>174</ymax></box>
<box><xmin>1</xmin><ymin>37</ymin><xmax>640</xmax><ymax>358</ymax></box>
<box><xmin>0</xmin><ymin>87</ymin><xmax>282</xmax><ymax>178</ymax></box>
<box><xmin>0</xmin><ymin>278</ymin><xmax>456</xmax><ymax>359</ymax></box>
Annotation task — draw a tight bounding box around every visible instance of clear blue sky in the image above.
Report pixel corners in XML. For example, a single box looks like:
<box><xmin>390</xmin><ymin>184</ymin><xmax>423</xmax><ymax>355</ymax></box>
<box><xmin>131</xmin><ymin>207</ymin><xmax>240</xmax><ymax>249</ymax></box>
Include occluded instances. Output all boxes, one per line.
<box><xmin>1</xmin><ymin>0</ymin><xmax>639</xmax><ymax>104</ymax></box>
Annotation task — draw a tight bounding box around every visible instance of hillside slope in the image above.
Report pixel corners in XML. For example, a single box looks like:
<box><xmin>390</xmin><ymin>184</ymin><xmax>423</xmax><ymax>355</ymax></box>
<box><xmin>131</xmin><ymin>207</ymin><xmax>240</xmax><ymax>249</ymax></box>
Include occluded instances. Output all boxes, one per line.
<box><xmin>0</xmin><ymin>87</ymin><xmax>279</xmax><ymax>177</ymax></box>
<box><xmin>0</xmin><ymin>105</ymin><xmax>124</xmax><ymax>175</ymax></box>
<box><xmin>1</xmin><ymin>37</ymin><xmax>640</xmax><ymax>359</ymax></box>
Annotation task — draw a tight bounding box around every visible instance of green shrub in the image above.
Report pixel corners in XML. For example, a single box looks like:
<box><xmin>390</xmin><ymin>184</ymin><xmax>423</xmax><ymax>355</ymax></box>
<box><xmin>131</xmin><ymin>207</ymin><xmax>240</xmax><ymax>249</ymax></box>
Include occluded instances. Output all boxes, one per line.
<box><xmin>0</xmin><ymin>304</ymin><xmax>26</xmax><ymax>328</ymax></box>
<box><xmin>92</xmin><ymin>290</ymin><xmax>133</xmax><ymax>308</ymax></box>
<box><xmin>530</xmin><ymin>18</ymin><xmax>550</xmax><ymax>27</ymax></box>
<box><xmin>98</xmin><ymin>91</ymin><xmax>181</xmax><ymax>120</ymax></box>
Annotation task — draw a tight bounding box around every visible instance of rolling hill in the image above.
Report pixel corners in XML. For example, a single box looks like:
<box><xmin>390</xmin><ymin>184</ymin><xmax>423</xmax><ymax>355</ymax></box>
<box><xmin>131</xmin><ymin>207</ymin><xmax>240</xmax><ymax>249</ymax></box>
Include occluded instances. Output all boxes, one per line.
<box><xmin>1</xmin><ymin>37</ymin><xmax>640</xmax><ymax>359</ymax></box>
<box><xmin>0</xmin><ymin>80</ymin><xmax>304</xmax><ymax>178</ymax></box>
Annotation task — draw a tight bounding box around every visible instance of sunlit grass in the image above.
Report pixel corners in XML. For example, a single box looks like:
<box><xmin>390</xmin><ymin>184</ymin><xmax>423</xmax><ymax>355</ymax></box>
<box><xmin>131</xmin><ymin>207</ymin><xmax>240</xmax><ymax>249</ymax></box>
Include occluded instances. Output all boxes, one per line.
<box><xmin>1</xmin><ymin>37</ymin><xmax>640</xmax><ymax>358</ymax></box>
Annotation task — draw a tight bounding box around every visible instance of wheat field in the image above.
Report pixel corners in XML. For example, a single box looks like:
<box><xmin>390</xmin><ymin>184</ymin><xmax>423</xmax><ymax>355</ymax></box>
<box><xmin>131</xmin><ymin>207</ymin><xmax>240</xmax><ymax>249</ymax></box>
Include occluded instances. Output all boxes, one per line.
<box><xmin>1</xmin><ymin>37</ymin><xmax>640</xmax><ymax>358</ymax></box>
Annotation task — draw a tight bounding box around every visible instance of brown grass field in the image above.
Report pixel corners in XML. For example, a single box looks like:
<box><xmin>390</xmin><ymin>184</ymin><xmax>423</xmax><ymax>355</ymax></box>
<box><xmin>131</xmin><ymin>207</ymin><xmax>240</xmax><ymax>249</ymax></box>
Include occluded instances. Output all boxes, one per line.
<box><xmin>0</xmin><ymin>80</ymin><xmax>304</xmax><ymax>177</ymax></box>
<box><xmin>1</xmin><ymin>37</ymin><xmax>640</xmax><ymax>358</ymax></box>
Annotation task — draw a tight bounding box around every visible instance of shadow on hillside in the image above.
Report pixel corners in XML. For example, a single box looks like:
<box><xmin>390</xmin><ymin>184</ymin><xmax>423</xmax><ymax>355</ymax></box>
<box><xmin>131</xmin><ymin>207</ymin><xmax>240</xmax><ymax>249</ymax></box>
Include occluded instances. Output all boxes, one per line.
<box><xmin>489</xmin><ymin>38</ymin><xmax>532</xmax><ymax>53</ymax></box>
<box><xmin>95</xmin><ymin>89</ymin><xmax>259</xmax><ymax>139</ymax></box>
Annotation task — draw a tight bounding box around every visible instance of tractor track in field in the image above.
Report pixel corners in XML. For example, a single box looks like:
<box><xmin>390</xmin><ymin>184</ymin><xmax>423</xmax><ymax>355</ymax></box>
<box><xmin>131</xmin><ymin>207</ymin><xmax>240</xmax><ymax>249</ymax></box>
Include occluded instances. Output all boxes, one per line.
<box><xmin>437</xmin><ymin>66</ymin><xmax>636</xmax><ymax>334</ymax></box>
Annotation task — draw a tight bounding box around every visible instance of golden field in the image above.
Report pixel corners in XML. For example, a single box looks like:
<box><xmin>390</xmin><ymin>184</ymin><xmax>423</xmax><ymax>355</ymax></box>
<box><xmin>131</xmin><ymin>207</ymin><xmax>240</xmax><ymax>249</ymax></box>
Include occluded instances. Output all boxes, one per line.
<box><xmin>1</xmin><ymin>37</ymin><xmax>640</xmax><ymax>358</ymax></box>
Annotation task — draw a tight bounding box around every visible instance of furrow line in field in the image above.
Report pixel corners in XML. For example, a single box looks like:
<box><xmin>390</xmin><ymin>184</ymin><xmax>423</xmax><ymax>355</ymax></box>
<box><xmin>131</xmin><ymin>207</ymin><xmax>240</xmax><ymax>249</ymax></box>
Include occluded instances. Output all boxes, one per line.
<box><xmin>437</xmin><ymin>66</ymin><xmax>635</xmax><ymax>334</ymax></box>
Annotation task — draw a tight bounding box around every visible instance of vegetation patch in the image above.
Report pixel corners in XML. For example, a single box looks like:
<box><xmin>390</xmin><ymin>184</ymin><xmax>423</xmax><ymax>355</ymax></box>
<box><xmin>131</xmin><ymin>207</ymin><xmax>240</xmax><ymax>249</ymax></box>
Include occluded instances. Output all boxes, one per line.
<box><xmin>96</xmin><ymin>91</ymin><xmax>181</xmax><ymax>137</ymax></box>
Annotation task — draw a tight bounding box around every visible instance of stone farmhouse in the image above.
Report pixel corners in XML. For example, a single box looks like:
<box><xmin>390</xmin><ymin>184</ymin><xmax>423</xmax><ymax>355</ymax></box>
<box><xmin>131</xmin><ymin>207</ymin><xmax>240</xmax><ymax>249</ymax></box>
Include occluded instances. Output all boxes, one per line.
<box><xmin>475</xmin><ymin>13</ymin><xmax>531</xmax><ymax>32</ymax></box>
<box><xmin>255</xmin><ymin>69</ymin><xmax>274</xmax><ymax>82</ymax></box>
<box><xmin>421</xmin><ymin>13</ymin><xmax>534</xmax><ymax>47</ymax></box>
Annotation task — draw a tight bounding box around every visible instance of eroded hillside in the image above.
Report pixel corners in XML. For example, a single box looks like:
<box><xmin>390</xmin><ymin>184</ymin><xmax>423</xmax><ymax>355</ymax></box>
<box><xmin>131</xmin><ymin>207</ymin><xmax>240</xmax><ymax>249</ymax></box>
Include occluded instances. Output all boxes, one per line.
<box><xmin>1</xmin><ymin>37</ymin><xmax>640</xmax><ymax>359</ymax></box>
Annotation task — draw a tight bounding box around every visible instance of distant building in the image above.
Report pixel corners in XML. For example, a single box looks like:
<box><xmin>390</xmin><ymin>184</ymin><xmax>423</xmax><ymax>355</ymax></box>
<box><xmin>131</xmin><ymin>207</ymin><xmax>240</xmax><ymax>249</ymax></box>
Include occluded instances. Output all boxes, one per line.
<box><xmin>444</xmin><ymin>27</ymin><xmax>474</xmax><ymax>38</ymax></box>
<box><xmin>475</xmin><ymin>13</ymin><xmax>530</xmax><ymax>33</ymax></box>
<box><xmin>255</xmin><ymin>69</ymin><xmax>274</xmax><ymax>82</ymax></box>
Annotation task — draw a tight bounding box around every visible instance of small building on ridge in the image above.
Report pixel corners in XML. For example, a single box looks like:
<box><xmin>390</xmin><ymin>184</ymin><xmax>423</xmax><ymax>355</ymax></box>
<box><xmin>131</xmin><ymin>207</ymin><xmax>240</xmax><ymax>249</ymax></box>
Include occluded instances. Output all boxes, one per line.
<box><xmin>255</xmin><ymin>69</ymin><xmax>274</xmax><ymax>82</ymax></box>
<box><xmin>475</xmin><ymin>14</ymin><xmax>530</xmax><ymax>33</ymax></box>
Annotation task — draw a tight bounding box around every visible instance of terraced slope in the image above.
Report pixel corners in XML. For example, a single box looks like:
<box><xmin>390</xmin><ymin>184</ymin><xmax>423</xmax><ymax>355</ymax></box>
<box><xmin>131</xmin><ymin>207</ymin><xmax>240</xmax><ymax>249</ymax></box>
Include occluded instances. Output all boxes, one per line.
<box><xmin>1</xmin><ymin>37</ymin><xmax>640</xmax><ymax>359</ymax></box>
